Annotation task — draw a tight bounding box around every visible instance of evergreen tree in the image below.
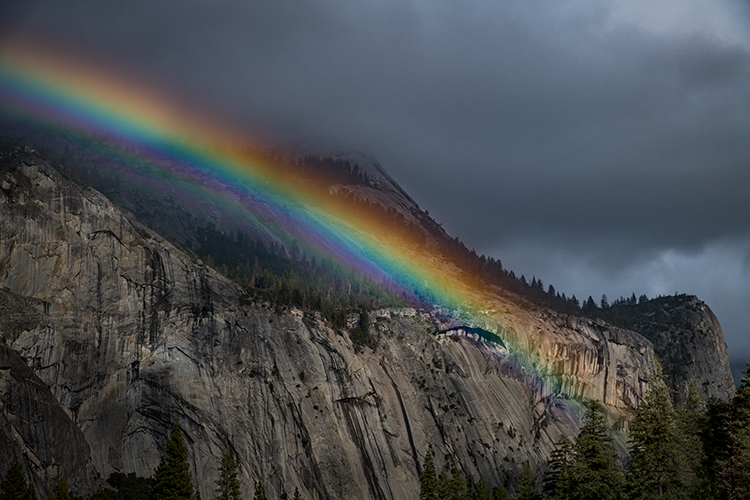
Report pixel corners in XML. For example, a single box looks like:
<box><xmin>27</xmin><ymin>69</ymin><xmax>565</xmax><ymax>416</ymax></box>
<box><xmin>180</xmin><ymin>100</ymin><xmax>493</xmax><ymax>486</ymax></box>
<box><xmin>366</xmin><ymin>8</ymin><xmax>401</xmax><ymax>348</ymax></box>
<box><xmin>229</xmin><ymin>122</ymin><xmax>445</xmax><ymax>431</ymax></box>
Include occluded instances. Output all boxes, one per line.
<box><xmin>1</xmin><ymin>457</ymin><xmax>34</xmax><ymax>500</ymax></box>
<box><xmin>701</xmin><ymin>397</ymin><xmax>735</xmax><ymax>499</ymax></box>
<box><xmin>437</xmin><ymin>468</ymin><xmax>451</xmax><ymax>500</ymax></box>
<box><xmin>514</xmin><ymin>462</ymin><xmax>540</xmax><ymax>500</ymax></box>
<box><xmin>48</xmin><ymin>478</ymin><xmax>71</xmax><ymax>500</ymax></box>
<box><xmin>293</xmin><ymin>487</ymin><xmax>301</xmax><ymax>500</ymax></box>
<box><xmin>106</xmin><ymin>472</ymin><xmax>154</xmax><ymax>500</ymax></box>
<box><xmin>252</xmin><ymin>481</ymin><xmax>267</xmax><ymax>500</ymax></box>
<box><xmin>569</xmin><ymin>400</ymin><xmax>624</xmax><ymax>500</ymax></box>
<box><xmin>600</xmin><ymin>295</ymin><xmax>609</xmax><ymax>309</ymax></box>
<box><xmin>729</xmin><ymin>362</ymin><xmax>750</xmax><ymax>498</ymax></box>
<box><xmin>445</xmin><ymin>469</ymin><xmax>467</xmax><ymax>500</ymax></box>
<box><xmin>88</xmin><ymin>489</ymin><xmax>109</xmax><ymax>500</ymax></box>
<box><xmin>676</xmin><ymin>380</ymin><xmax>707</xmax><ymax>498</ymax></box>
<box><xmin>420</xmin><ymin>450</ymin><xmax>438</xmax><ymax>500</ymax></box>
<box><xmin>436</xmin><ymin>466</ymin><xmax>469</xmax><ymax>500</ymax></box>
<box><xmin>153</xmin><ymin>421</ymin><xmax>194</xmax><ymax>500</ymax></box>
<box><xmin>543</xmin><ymin>435</ymin><xmax>573</xmax><ymax>500</ymax></box>
<box><xmin>472</xmin><ymin>478</ymin><xmax>492</xmax><ymax>500</ymax></box>
<box><xmin>627</xmin><ymin>361</ymin><xmax>688</xmax><ymax>499</ymax></box>
<box><xmin>214</xmin><ymin>450</ymin><xmax>241</xmax><ymax>500</ymax></box>
<box><xmin>492</xmin><ymin>484</ymin><xmax>508</xmax><ymax>500</ymax></box>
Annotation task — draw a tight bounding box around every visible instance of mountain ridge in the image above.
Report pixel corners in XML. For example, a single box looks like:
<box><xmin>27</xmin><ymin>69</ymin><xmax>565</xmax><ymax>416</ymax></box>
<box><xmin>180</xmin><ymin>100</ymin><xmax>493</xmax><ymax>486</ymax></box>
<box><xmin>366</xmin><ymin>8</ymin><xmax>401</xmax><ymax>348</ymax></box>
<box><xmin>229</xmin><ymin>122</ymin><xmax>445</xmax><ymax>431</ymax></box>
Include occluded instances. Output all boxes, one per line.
<box><xmin>0</xmin><ymin>138</ymin><xmax>734</xmax><ymax>499</ymax></box>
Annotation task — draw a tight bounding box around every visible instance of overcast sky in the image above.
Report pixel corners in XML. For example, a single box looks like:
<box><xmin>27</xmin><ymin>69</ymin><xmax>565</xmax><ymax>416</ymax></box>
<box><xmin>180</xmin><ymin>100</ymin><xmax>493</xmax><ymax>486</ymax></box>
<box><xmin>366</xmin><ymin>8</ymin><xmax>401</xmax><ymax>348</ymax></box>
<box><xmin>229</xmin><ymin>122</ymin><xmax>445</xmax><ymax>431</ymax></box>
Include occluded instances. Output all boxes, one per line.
<box><xmin>2</xmin><ymin>0</ymin><xmax>750</xmax><ymax>370</ymax></box>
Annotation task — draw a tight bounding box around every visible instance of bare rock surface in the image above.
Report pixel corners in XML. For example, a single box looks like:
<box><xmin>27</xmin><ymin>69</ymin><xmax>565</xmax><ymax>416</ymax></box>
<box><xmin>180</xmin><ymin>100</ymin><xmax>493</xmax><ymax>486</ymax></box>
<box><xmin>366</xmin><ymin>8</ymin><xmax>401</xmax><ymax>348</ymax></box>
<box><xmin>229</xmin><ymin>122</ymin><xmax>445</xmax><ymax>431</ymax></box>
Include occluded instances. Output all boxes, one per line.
<box><xmin>0</xmin><ymin>141</ymin><xmax>734</xmax><ymax>498</ymax></box>
<box><xmin>0</xmin><ymin>340</ymin><xmax>99</xmax><ymax>498</ymax></box>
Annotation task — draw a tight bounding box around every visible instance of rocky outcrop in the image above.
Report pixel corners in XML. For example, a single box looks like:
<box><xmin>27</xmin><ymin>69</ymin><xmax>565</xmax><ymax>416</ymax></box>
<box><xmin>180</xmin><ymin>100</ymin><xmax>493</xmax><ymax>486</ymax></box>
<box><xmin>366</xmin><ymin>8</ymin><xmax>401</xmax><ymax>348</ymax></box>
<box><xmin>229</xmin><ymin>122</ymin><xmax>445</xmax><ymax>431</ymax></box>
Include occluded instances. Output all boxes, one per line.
<box><xmin>0</xmin><ymin>339</ymin><xmax>99</xmax><ymax>498</ymax></box>
<box><xmin>0</xmin><ymin>142</ymin><xmax>734</xmax><ymax>498</ymax></box>
<box><xmin>625</xmin><ymin>295</ymin><xmax>735</xmax><ymax>402</ymax></box>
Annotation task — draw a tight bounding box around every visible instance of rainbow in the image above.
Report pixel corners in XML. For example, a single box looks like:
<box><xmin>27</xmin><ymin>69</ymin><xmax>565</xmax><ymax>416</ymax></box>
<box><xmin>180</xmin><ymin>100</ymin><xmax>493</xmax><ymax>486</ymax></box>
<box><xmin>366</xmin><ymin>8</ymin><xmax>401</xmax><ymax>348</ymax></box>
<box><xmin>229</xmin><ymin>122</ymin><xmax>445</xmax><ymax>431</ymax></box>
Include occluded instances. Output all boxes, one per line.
<box><xmin>0</xmin><ymin>42</ymin><xmax>489</xmax><ymax>309</ymax></box>
<box><xmin>0</xmin><ymin>42</ymin><xmax>561</xmax><ymax>392</ymax></box>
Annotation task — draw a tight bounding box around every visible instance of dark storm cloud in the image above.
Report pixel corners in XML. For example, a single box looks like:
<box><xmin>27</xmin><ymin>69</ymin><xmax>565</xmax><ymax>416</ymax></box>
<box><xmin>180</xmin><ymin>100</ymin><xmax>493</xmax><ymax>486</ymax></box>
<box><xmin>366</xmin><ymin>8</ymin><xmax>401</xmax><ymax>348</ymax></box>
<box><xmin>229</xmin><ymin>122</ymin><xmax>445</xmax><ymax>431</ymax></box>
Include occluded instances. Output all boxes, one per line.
<box><xmin>3</xmin><ymin>0</ymin><xmax>750</xmax><ymax>362</ymax></box>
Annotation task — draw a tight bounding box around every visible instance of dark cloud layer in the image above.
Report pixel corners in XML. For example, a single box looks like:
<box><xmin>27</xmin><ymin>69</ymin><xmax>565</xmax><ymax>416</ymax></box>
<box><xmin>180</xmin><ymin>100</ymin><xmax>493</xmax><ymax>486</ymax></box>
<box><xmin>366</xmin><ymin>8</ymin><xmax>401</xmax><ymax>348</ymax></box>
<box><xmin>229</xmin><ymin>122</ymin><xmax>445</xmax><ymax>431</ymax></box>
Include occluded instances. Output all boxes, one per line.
<box><xmin>3</xmin><ymin>0</ymin><xmax>750</xmax><ymax>366</ymax></box>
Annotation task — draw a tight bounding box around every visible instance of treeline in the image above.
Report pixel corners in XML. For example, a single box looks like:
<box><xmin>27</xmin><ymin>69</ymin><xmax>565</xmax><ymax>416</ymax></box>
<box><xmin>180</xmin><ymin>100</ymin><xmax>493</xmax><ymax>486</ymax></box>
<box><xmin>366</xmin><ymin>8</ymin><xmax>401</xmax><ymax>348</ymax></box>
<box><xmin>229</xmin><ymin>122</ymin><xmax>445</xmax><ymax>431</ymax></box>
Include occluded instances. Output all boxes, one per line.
<box><xmin>4</xmin><ymin>367</ymin><xmax>750</xmax><ymax>500</ymax></box>
<box><xmin>418</xmin><ymin>361</ymin><xmax>750</xmax><ymax>499</ymax></box>
<box><xmin>544</xmin><ymin>360</ymin><xmax>750</xmax><ymax>499</ymax></box>
<box><xmin>176</xmin><ymin>226</ymin><xmax>408</xmax><ymax>333</ymax></box>
<box><xmin>186</xmin><ymin>201</ymin><xmax>680</xmax><ymax>336</ymax></box>
<box><xmin>296</xmin><ymin>155</ymin><xmax>378</xmax><ymax>187</ymax></box>
<box><xmin>294</xmin><ymin>168</ymin><xmax>645</xmax><ymax>322</ymax></box>
<box><xmin>170</xmin><ymin>151</ymin><xmax>680</xmax><ymax>335</ymax></box>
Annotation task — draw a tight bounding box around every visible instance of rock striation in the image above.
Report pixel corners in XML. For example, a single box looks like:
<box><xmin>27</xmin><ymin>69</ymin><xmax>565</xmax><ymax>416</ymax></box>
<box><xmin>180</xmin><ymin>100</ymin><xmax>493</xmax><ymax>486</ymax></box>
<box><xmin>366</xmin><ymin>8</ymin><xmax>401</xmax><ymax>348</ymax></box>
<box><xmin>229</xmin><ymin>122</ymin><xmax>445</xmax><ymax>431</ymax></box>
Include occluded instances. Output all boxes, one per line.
<box><xmin>0</xmin><ymin>141</ymin><xmax>734</xmax><ymax>499</ymax></box>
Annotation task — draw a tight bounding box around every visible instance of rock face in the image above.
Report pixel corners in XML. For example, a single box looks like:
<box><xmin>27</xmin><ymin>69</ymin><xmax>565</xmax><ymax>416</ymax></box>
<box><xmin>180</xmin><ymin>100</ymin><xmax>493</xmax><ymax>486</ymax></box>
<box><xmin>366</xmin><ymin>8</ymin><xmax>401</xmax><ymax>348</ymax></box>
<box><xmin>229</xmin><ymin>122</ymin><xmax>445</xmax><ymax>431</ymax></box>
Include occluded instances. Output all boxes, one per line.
<box><xmin>626</xmin><ymin>295</ymin><xmax>735</xmax><ymax>402</ymax></box>
<box><xmin>0</xmin><ymin>142</ymin><xmax>734</xmax><ymax>498</ymax></box>
<box><xmin>0</xmin><ymin>339</ymin><xmax>99</xmax><ymax>497</ymax></box>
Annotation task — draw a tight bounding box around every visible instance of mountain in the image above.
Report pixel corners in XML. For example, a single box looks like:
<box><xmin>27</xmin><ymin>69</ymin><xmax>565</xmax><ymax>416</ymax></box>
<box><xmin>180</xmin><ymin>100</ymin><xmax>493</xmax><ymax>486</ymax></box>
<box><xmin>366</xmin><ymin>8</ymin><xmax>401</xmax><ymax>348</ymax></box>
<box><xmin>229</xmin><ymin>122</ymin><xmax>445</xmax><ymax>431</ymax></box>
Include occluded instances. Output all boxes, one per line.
<box><xmin>0</xmin><ymin>138</ymin><xmax>734</xmax><ymax>499</ymax></box>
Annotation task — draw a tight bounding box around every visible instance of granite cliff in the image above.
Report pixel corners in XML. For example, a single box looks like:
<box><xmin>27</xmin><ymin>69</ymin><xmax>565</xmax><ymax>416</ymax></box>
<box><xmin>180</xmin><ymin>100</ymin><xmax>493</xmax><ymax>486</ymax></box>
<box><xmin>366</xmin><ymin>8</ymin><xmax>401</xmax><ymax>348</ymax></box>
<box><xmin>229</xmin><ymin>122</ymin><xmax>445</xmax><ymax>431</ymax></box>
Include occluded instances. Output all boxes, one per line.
<box><xmin>0</xmin><ymin>141</ymin><xmax>734</xmax><ymax>499</ymax></box>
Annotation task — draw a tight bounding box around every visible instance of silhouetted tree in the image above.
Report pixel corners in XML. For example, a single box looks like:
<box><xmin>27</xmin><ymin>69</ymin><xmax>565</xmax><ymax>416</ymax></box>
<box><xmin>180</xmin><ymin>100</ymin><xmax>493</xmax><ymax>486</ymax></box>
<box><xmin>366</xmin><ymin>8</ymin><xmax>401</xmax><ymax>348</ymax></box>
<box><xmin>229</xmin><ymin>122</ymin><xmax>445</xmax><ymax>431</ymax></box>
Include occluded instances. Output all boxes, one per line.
<box><xmin>544</xmin><ymin>435</ymin><xmax>573</xmax><ymax>500</ymax></box>
<box><xmin>153</xmin><ymin>421</ymin><xmax>193</xmax><ymax>500</ymax></box>
<box><xmin>492</xmin><ymin>484</ymin><xmax>508</xmax><ymax>500</ymax></box>
<box><xmin>627</xmin><ymin>360</ymin><xmax>688</xmax><ymax>498</ymax></box>
<box><xmin>420</xmin><ymin>450</ymin><xmax>438</xmax><ymax>500</ymax></box>
<box><xmin>215</xmin><ymin>450</ymin><xmax>241</xmax><ymax>500</ymax></box>
<box><xmin>48</xmin><ymin>478</ymin><xmax>71</xmax><ymax>500</ymax></box>
<box><xmin>677</xmin><ymin>380</ymin><xmax>708</xmax><ymax>498</ymax></box>
<box><xmin>106</xmin><ymin>472</ymin><xmax>153</xmax><ymax>500</ymax></box>
<box><xmin>1</xmin><ymin>457</ymin><xmax>35</xmax><ymax>500</ymax></box>
<box><xmin>515</xmin><ymin>462</ymin><xmax>540</xmax><ymax>500</ymax></box>
<box><xmin>472</xmin><ymin>478</ymin><xmax>492</xmax><ymax>500</ymax></box>
<box><xmin>570</xmin><ymin>401</ymin><xmax>624</xmax><ymax>500</ymax></box>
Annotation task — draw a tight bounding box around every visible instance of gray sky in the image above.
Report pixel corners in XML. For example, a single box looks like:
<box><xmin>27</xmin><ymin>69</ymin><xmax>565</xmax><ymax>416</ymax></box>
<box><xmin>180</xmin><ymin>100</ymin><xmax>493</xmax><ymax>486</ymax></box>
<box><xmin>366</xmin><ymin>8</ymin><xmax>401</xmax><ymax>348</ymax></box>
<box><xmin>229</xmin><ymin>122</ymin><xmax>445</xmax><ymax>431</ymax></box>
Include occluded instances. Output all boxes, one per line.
<box><xmin>3</xmin><ymin>0</ymin><xmax>750</xmax><ymax>366</ymax></box>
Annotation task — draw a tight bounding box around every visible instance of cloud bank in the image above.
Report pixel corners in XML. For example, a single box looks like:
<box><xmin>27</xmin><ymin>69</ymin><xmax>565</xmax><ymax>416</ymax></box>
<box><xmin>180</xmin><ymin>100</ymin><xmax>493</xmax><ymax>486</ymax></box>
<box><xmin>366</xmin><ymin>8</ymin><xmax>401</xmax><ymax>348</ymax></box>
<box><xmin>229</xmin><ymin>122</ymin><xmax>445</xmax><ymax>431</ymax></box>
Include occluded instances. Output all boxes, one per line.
<box><xmin>2</xmin><ymin>0</ymin><xmax>749</xmax><ymax>362</ymax></box>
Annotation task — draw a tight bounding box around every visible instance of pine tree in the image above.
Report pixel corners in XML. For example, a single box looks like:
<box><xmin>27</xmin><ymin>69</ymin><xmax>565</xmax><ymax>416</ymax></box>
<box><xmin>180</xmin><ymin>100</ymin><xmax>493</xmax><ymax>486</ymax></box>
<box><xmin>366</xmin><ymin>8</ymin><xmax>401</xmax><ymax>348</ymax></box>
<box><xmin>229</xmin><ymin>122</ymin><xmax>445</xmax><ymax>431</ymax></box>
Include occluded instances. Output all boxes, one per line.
<box><xmin>437</xmin><ymin>468</ymin><xmax>450</xmax><ymax>500</ymax></box>
<box><xmin>88</xmin><ymin>489</ymin><xmax>109</xmax><ymax>500</ymax></box>
<box><xmin>419</xmin><ymin>450</ymin><xmax>438</xmax><ymax>500</ymax></box>
<box><xmin>252</xmin><ymin>481</ymin><xmax>267</xmax><ymax>500</ymax></box>
<box><xmin>729</xmin><ymin>362</ymin><xmax>750</xmax><ymax>498</ymax></box>
<box><xmin>1</xmin><ymin>457</ymin><xmax>34</xmax><ymax>500</ymax></box>
<box><xmin>676</xmin><ymin>380</ymin><xmax>707</xmax><ymax>497</ymax></box>
<box><xmin>153</xmin><ymin>420</ymin><xmax>194</xmax><ymax>500</ymax></box>
<box><xmin>492</xmin><ymin>484</ymin><xmax>508</xmax><ymax>500</ymax></box>
<box><xmin>543</xmin><ymin>435</ymin><xmax>573</xmax><ymax>500</ymax></box>
<box><xmin>473</xmin><ymin>478</ymin><xmax>492</xmax><ymax>500</ymax></box>
<box><xmin>214</xmin><ymin>450</ymin><xmax>241</xmax><ymax>500</ymax></box>
<box><xmin>446</xmin><ymin>468</ymin><xmax>467</xmax><ymax>500</ymax></box>
<box><xmin>701</xmin><ymin>397</ymin><xmax>734</xmax><ymax>499</ymax></box>
<box><xmin>569</xmin><ymin>400</ymin><xmax>624</xmax><ymax>500</ymax></box>
<box><xmin>514</xmin><ymin>462</ymin><xmax>540</xmax><ymax>500</ymax></box>
<box><xmin>48</xmin><ymin>478</ymin><xmax>71</xmax><ymax>500</ymax></box>
<box><xmin>293</xmin><ymin>487</ymin><xmax>301</xmax><ymax>500</ymax></box>
<box><xmin>106</xmin><ymin>472</ymin><xmax>154</xmax><ymax>500</ymax></box>
<box><xmin>437</xmin><ymin>466</ymin><xmax>469</xmax><ymax>500</ymax></box>
<box><xmin>627</xmin><ymin>360</ymin><xmax>688</xmax><ymax>499</ymax></box>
